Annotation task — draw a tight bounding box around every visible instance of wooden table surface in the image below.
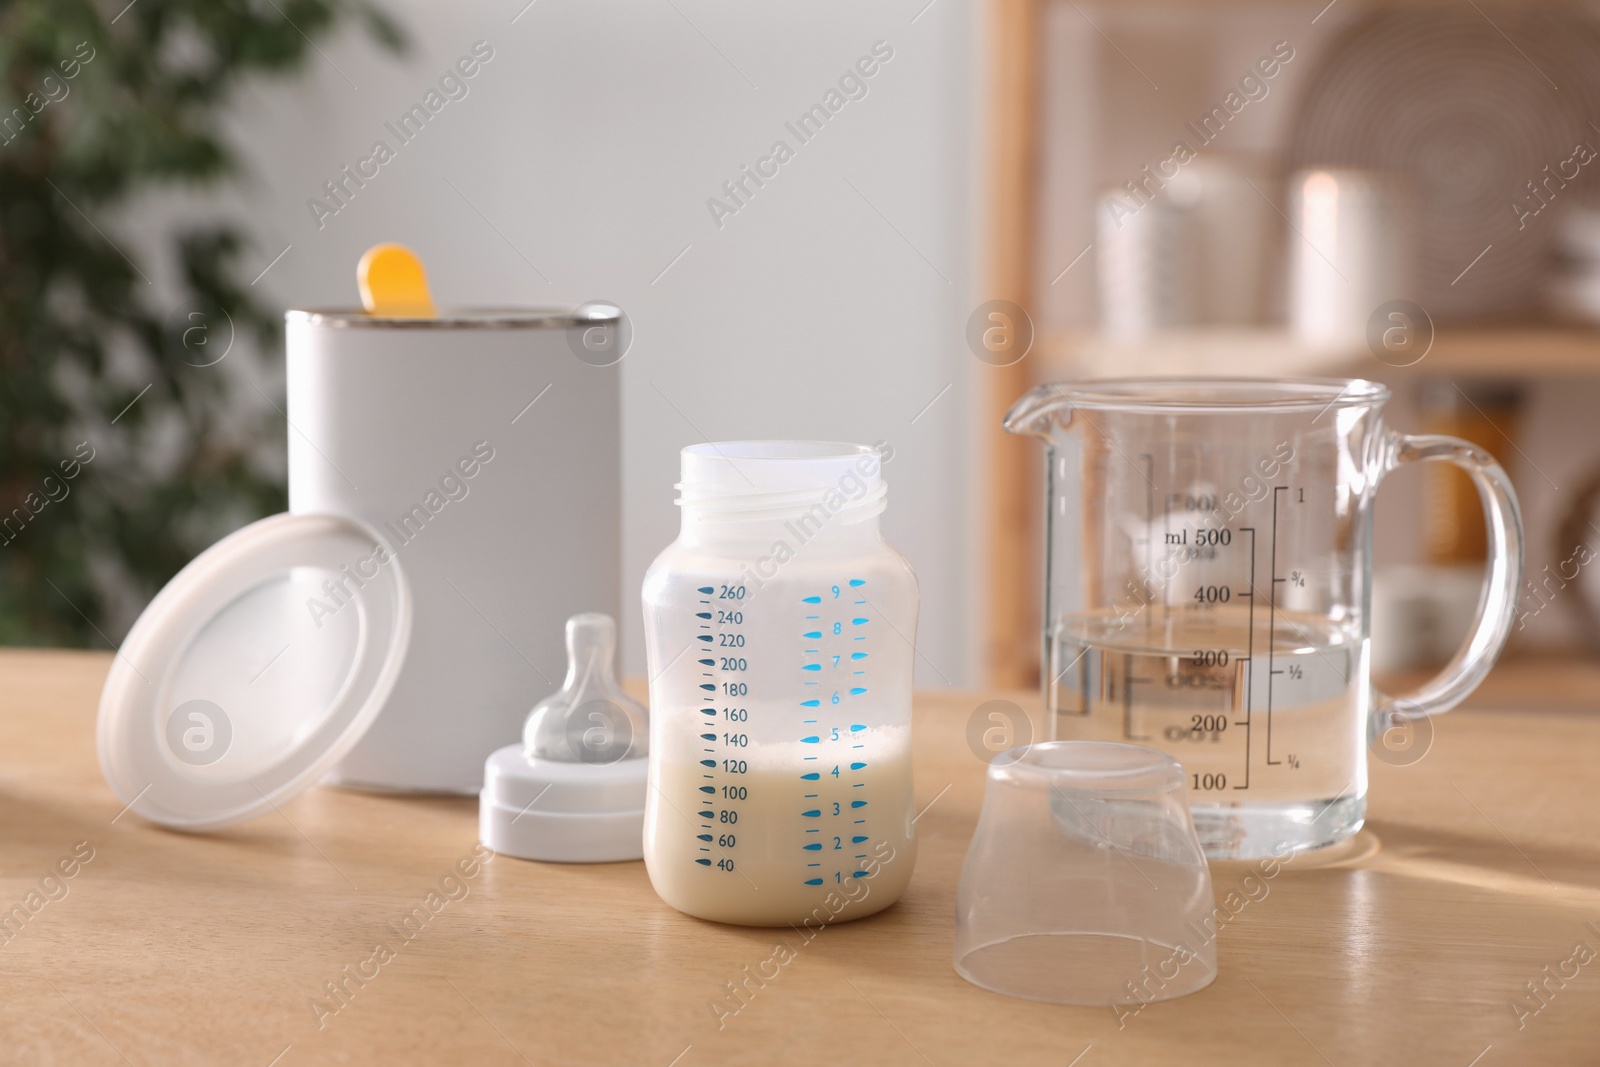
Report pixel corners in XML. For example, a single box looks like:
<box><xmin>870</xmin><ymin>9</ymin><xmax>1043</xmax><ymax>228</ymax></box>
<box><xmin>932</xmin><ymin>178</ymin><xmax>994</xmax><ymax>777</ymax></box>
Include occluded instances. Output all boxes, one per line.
<box><xmin>3</xmin><ymin>648</ymin><xmax>1598</xmax><ymax>1066</ymax></box>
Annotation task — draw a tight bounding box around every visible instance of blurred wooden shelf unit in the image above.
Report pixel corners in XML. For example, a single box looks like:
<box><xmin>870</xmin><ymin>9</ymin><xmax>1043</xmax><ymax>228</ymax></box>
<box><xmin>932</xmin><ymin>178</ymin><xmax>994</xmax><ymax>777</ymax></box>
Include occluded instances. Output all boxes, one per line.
<box><xmin>978</xmin><ymin>0</ymin><xmax>1600</xmax><ymax>687</ymax></box>
<box><xmin>1040</xmin><ymin>326</ymin><xmax>1600</xmax><ymax>381</ymax></box>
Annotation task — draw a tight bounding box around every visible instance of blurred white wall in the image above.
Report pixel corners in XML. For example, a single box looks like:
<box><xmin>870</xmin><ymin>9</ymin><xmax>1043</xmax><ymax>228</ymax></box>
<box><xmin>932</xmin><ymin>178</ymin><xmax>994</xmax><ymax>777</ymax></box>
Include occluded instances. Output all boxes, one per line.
<box><xmin>188</xmin><ymin>0</ymin><xmax>982</xmax><ymax>685</ymax></box>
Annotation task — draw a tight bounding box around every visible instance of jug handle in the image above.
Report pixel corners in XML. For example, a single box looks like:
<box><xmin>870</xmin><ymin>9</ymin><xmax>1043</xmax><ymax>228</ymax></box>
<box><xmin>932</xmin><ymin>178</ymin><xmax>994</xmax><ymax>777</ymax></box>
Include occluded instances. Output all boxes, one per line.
<box><xmin>1003</xmin><ymin>384</ymin><xmax>1073</xmax><ymax>439</ymax></box>
<box><xmin>1374</xmin><ymin>431</ymin><xmax>1524</xmax><ymax>725</ymax></box>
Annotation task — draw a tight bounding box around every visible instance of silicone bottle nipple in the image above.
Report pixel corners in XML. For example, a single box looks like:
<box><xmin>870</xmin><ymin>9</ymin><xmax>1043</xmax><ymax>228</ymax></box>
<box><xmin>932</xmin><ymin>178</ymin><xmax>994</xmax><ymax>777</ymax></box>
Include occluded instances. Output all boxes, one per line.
<box><xmin>480</xmin><ymin>613</ymin><xmax>651</xmax><ymax>861</ymax></box>
<box><xmin>523</xmin><ymin>613</ymin><xmax>648</xmax><ymax>764</ymax></box>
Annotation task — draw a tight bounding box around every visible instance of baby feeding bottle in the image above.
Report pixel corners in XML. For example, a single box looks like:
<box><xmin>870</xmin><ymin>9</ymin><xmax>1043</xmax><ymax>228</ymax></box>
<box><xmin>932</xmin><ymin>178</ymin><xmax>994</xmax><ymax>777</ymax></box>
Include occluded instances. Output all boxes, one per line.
<box><xmin>642</xmin><ymin>442</ymin><xmax>918</xmax><ymax>926</ymax></box>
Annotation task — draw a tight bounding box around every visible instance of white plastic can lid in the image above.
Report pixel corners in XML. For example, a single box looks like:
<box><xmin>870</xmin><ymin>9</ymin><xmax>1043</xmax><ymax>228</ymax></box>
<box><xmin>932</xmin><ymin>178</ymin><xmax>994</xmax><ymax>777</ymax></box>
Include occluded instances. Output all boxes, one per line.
<box><xmin>97</xmin><ymin>512</ymin><xmax>411</xmax><ymax>831</ymax></box>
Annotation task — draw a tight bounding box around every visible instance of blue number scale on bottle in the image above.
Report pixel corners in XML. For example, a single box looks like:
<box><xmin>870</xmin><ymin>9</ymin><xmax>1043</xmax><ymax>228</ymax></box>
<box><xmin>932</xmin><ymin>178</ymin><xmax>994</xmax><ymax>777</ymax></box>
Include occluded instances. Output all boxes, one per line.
<box><xmin>798</xmin><ymin>579</ymin><xmax>877</xmax><ymax>887</ymax></box>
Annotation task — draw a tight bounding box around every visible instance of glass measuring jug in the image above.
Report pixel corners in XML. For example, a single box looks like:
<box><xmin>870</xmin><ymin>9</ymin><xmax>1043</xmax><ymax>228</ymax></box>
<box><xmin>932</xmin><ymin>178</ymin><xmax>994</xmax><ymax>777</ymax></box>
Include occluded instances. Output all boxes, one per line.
<box><xmin>1006</xmin><ymin>378</ymin><xmax>1522</xmax><ymax>859</ymax></box>
<box><xmin>641</xmin><ymin>442</ymin><xmax>918</xmax><ymax>926</ymax></box>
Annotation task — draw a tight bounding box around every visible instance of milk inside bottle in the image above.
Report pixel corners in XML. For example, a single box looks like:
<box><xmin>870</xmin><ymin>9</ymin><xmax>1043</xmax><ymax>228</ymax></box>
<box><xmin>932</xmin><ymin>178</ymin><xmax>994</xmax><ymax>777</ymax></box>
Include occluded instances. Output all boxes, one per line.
<box><xmin>642</xmin><ymin>442</ymin><xmax>919</xmax><ymax>926</ymax></box>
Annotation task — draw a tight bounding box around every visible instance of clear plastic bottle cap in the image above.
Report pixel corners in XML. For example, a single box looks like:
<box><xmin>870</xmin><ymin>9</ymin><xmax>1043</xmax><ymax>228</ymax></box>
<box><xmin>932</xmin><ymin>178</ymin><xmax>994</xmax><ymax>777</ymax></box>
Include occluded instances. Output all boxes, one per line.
<box><xmin>954</xmin><ymin>741</ymin><xmax>1219</xmax><ymax>1005</ymax></box>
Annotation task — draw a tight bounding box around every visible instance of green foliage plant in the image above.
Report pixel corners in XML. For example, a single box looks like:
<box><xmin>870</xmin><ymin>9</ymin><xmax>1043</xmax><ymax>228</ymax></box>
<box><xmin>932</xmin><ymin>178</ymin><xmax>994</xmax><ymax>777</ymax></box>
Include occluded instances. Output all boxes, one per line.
<box><xmin>0</xmin><ymin>0</ymin><xmax>402</xmax><ymax>645</ymax></box>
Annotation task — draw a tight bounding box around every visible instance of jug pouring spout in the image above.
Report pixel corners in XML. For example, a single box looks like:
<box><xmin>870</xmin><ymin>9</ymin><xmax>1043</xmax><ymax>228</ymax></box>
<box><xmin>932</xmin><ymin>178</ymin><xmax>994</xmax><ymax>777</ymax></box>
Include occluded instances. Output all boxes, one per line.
<box><xmin>1003</xmin><ymin>383</ymin><xmax>1072</xmax><ymax>440</ymax></box>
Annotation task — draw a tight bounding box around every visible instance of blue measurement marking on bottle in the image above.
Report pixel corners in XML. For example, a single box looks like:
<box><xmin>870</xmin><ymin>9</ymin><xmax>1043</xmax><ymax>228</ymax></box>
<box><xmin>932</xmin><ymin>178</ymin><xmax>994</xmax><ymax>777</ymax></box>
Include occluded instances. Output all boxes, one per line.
<box><xmin>809</xmin><ymin>593</ymin><xmax>835</xmax><ymax>885</ymax></box>
<box><xmin>807</xmin><ymin>580</ymin><xmax>876</xmax><ymax>889</ymax></box>
<box><xmin>696</xmin><ymin>580</ymin><xmax>755</xmax><ymax>875</ymax></box>
<box><xmin>692</xmin><ymin>579</ymin><xmax>716</xmax><ymax>848</ymax></box>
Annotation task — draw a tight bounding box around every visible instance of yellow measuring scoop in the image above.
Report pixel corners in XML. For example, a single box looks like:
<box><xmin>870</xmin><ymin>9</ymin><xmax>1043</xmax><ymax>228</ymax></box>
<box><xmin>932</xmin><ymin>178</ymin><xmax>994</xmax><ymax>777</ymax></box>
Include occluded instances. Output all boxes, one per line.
<box><xmin>357</xmin><ymin>243</ymin><xmax>437</xmax><ymax>318</ymax></box>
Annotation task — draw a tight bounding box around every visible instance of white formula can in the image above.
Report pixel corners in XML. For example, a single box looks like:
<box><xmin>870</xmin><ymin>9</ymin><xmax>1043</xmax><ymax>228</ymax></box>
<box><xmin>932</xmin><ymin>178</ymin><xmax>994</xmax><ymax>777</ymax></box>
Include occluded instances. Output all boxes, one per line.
<box><xmin>286</xmin><ymin>308</ymin><xmax>622</xmax><ymax>792</ymax></box>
